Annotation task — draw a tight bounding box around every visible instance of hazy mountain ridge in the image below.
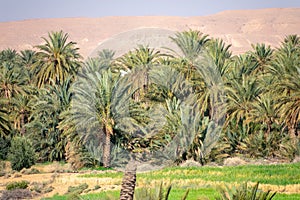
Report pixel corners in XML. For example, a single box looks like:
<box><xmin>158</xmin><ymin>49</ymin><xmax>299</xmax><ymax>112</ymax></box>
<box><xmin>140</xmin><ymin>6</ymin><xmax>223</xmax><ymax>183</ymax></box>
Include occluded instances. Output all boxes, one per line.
<box><xmin>0</xmin><ymin>8</ymin><xmax>299</xmax><ymax>57</ymax></box>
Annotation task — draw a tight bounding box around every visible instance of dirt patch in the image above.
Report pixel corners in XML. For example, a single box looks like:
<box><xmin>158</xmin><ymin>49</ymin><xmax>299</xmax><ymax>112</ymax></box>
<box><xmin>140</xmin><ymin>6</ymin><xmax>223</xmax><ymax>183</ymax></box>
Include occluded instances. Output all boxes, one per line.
<box><xmin>0</xmin><ymin>163</ymin><xmax>121</xmax><ymax>199</ymax></box>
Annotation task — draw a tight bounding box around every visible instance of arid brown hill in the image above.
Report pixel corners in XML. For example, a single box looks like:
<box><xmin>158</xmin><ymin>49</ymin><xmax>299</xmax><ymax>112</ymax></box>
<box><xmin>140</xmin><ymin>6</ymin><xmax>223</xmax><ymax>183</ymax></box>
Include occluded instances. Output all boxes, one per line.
<box><xmin>0</xmin><ymin>8</ymin><xmax>299</xmax><ymax>58</ymax></box>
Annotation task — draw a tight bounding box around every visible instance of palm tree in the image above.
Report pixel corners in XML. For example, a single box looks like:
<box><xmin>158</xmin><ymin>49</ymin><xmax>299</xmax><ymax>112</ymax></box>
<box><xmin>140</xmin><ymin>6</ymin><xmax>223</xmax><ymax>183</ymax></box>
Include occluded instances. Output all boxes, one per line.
<box><xmin>269</xmin><ymin>35</ymin><xmax>300</xmax><ymax>139</ymax></box>
<box><xmin>19</xmin><ymin>49</ymin><xmax>37</xmax><ymax>81</ymax></box>
<box><xmin>60</xmin><ymin>67</ymin><xmax>136</xmax><ymax>167</ymax></box>
<box><xmin>195</xmin><ymin>38</ymin><xmax>231</xmax><ymax>118</ymax></box>
<box><xmin>116</xmin><ymin>45</ymin><xmax>165</xmax><ymax>101</ymax></box>
<box><xmin>31</xmin><ymin>30</ymin><xmax>82</xmax><ymax>88</ymax></box>
<box><xmin>10</xmin><ymin>94</ymin><xmax>31</xmax><ymax>136</ymax></box>
<box><xmin>28</xmin><ymin>78</ymin><xmax>72</xmax><ymax>161</ymax></box>
<box><xmin>0</xmin><ymin>62</ymin><xmax>29</xmax><ymax>99</ymax></box>
<box><xmin>169</xmin><ymin>30</ymin><xmax>210</xmax><ymax>63</ymax></box>
<box><xmin>81</xmin><ymin>49</ymin><xmax>116</xmax><ymax>75</ymax></box>
<box><xmin>167</xmin><ymin>30</ymin><xmax>210</xmax><ymax>83</ymax></box>
<box><xmin>0</xmin><ymin>49</ymin><xmax>20</xmax><ymax>65</ymax></box>
<box><xmin>225</xmin><ymin>74</ymin><xmax>262</xmax><ymax>130</ymax></box>
<box><xmin>206</xmin><ymin>38</ymin><xmax>232</xmax><ymax>77</ymax></box>
<box><xmin>248</xmin><ymin>93</ymin><xmax>278</xmax><ymax>138</ymax></box>
<box><xmin>249</xmin><ymin>43</ymin><xmax>273</xmax><ymax>75</ymax></box>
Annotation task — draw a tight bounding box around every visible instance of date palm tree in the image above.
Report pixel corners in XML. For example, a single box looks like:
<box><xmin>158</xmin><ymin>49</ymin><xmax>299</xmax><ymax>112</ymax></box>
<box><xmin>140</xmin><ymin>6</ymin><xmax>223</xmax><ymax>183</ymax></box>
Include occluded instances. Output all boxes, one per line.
<box><xmin>249</xmin><ymin>43</ymin><xmax>273</xmax><ymax>75</ymax></box>
<box><xmin>248</xmin><ymin>93</ymin><xmax>278</xmax><ymax>138</ymax></box>
<box><xmin>269</xmin><ymin>35</ymin><xmax>300</xmax><ymax>139</ymax></box>
<box><xmin>10</xmin><ymin>94</ymin><xmax>31</xmax><ymax>136</ymax></box>
<box><xmin>60</xmin><ymin>66</ymin><xmax>137</xmax><ymax>167</ymax></box>
<box><xmin>116</xmin><ymin>45</ymin><xmax>164</xmax><ymax>102</ymax></box>
<box><xmin>168</xmin><ymin>30</ymin><xmax>210</xmax><ymax>80</ymax></box>
<box><xmin>19</xmin><ymin>49</ymin><xmax>37</xmax><ymax>81</ymax></box>
<box><xmin>0</xmin><ymin>49</ymin><xmax>20</xmax><ymax>65</ymax></box>
<box><xmin>28</xmin><ymin>78</ymin><xmax>72</xmax><ymax>161</ymax></box>
<box><xmin>0</xmin><ymin>63</ymin><xmax>29</xmax><ymax>99</ymax></box>
<box><xmin>225</xmin><ymin>74</ymin><xmax>262</xmax><ymax>130</ymax></box>
<box><xmin>31</xmin><ymin>30</ymin><xmax>82</xmax><ymax>88</ymax></box>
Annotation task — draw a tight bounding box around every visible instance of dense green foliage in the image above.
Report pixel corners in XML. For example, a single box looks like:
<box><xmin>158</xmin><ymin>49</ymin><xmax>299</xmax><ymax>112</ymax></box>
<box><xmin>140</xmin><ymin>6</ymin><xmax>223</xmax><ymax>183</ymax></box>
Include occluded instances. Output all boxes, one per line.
<box><xmin>7</xmin><ymin>136</ymin><xmax>36</xmax><ymax>171</ymax></box>
<box><xmin>0</xmin><ymin>30</ymin><xmax>299</xmax><ymax>168</ymax></box>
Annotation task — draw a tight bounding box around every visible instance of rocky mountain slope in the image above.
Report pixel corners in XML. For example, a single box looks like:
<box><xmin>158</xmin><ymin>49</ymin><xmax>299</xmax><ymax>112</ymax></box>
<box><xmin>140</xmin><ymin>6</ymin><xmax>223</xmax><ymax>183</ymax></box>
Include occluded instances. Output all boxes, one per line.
<box><xmin>0</xmin><ymin>8</ymin><xmax>299</xmax><ymax>57</ymax></box>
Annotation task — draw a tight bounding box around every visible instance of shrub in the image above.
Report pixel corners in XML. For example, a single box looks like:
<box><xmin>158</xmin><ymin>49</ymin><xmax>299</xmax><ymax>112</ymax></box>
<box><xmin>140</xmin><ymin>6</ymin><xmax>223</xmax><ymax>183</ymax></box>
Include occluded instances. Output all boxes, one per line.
<box><xmin>20</xmin><ymin>167</ymin><xmax>40</xmax><ymax>175</ymax></box>
<box><xmin>1</xmin><ymin>189</ymin><xmax>32</xmax><ymax>200</ymax></box>
<box><xmin>0</xmin><ymin>136</ymin><xmax>11</xmax><ymax>160</ymax></box>
<box><xmin>7</xmin><ymin>136</ymin><xmax>36</xmax><ymax>171</ymax></box>
<box><xmin>66</xmin><ymin>183</ymin><xmax>89</xmax><ymax>194</ymax></box>
<box><xmin>6</xmin><ymin>180</ymin><xmax>29</xmax><ymax>190</ymax></box>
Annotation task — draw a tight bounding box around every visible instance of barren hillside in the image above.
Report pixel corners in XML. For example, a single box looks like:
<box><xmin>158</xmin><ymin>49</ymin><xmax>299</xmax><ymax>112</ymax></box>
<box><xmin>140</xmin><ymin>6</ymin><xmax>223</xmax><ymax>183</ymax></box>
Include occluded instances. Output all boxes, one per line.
<box><xmin>0</xmin><ymin>8</ymin><xmax>299</xmax><ymax>57</ymax></box>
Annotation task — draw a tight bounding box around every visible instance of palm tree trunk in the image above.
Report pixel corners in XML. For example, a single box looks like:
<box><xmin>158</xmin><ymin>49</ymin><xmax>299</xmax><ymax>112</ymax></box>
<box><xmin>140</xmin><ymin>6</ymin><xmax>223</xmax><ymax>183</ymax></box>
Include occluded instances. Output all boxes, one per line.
<box><xmin>103</xmin><ymin>127</ymin><xmax>111</xmax><ymax>168</ymax></box>
<box><xmin>20</xmin><ymin>112</ymin><xmax>25</xmax><ymax>136</ymax></box>
<box><xmin>119</xmin><ymin>161</ymin><xmax>137</xmax><ymax>200</ymax></box>
<box><xmin>288</xmin><ymin>124</ymin><xmax>297</xmax><ymax>143</ymax></box>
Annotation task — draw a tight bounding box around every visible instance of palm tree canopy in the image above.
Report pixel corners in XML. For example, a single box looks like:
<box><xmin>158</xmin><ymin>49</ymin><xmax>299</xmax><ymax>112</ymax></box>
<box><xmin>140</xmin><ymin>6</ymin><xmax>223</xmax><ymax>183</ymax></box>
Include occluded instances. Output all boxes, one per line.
<box><xmin>32</xmin><ymin>30</ymin><xmax>82</xmax><ymax>87</ymax></box>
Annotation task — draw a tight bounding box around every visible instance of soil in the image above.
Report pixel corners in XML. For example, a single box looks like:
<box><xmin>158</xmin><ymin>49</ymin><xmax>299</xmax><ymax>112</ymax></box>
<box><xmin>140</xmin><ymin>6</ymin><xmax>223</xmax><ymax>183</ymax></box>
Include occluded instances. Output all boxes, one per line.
<box><xmin>0</xmin><ymin>162</ymin><xmax>121</xmax><ymax>199</ymax></box>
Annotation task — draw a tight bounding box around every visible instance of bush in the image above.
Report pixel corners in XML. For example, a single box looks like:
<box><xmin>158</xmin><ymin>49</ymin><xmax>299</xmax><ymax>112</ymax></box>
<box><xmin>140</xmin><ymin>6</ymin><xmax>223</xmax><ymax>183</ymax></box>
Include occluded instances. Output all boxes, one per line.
<box><xmin>66</xmin><ymin>183</ymin><xmax>89</xmax><ymax>194</ymax></box>
<box><xmin>6</xmin><ymin>180</ymin><xmax>29</xmax><ymax>190</ymax></box>
<box><xmin>7</xmin><ymin>136</ymin><xmax>36</xmax><ymax>171</ymax></box>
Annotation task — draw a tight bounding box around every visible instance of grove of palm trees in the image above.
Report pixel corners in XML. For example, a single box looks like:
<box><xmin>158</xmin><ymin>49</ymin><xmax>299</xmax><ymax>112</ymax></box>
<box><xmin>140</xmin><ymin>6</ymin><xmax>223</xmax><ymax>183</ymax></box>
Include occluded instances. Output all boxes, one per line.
<box><xmin>0</xmin><ymin>29</ymin><xmax>299</xmax><ymax>199</ymax></box>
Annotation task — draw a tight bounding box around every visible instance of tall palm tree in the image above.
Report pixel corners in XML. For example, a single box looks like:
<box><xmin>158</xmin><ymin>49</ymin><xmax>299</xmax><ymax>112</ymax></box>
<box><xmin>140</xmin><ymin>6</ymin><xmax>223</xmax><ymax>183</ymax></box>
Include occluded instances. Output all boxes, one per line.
<box><xmin>60</xmin><ymin>68</ymin><xmax>135</xmax><ymax>167</ymax></box>
<box><xmin>195</xmin><ymin>38</ymin><xmax>231</xmax><ymax>118</ymax></box>
<box><xmin>10</xmin><ymin>94</ymin><xmax>31</xmax><ymax>136</ymax></box>
<box><xmin>269</xmin><ymin>35</ymin><xmax>300</xmax><ymax>139</ymax></box>
<box><xmin>28</xmin><ymin>78</ymin><xmax>72</xmax><ymax>161</ymax></box>
<box><xmin>31</xmin><ymin>30</ymin><xmax>82</xmax><ymax>88</ymax></box>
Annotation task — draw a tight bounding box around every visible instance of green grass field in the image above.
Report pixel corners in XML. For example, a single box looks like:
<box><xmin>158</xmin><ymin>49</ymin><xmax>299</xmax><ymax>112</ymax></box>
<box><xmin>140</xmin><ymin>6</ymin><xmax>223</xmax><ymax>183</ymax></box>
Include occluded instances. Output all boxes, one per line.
<box><xmin>43</xmin><ymin>162</ymin><xmax>300</xmax><ymax>200</ymax></box>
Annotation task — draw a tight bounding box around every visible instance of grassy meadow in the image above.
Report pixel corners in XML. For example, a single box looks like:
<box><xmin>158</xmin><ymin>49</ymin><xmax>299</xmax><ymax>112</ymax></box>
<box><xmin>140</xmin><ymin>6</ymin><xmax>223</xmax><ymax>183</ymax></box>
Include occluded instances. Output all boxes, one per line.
<box><xmin>42</xmin><ymin>162</ymin><xmax>300</xmax><ymax>200</ymax></box>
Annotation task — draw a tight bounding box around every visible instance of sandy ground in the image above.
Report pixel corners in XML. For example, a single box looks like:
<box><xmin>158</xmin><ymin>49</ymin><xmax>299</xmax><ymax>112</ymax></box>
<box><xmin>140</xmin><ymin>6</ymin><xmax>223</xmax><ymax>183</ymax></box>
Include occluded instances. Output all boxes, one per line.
<box><xmin>0</xmin><ymin>162</ymin><xmax>121</xmax><ymax>199</ymax></box>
